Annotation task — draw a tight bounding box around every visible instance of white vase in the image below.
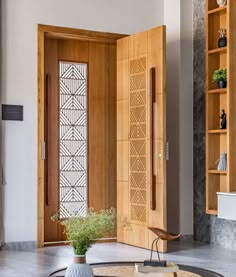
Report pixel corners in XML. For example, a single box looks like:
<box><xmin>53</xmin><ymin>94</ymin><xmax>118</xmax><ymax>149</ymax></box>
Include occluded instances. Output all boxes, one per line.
<box><xmin>65</xmin><ymin>255</ymin><xmax>94</xmax><ymax>277</ymax></box>
<box><xmin>217</xmin><ymin>0</ymin><xmax>227</xmax><ymax>7</ymax></box>
<box><xmin>217</xmin><ymin>153</ymin><xmax>227</xmax><ymax>171</ymax></box>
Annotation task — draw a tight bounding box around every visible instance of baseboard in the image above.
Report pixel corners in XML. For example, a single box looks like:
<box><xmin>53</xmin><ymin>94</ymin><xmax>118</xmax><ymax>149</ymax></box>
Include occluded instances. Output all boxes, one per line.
<box><xmin>2</xmin><ymin>240</ymin><xmax>37</xmax><ymax>251</ymax></box>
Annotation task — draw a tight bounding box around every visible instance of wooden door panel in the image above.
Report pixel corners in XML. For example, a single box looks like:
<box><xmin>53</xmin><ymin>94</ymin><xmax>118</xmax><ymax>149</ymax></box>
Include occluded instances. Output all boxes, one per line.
<box><xmin>44</xmin><ymin>39</ymin><xmax>59</xmax><ymax>242</ymax></box>
<box><xmin>88</xmin><ymin>42</ymin><xmax>109</xmax><ymax>211</ymax></box>
<box><xmin>44</xmin><ymin>38</ymin><xmax>117</xmax><ymax>243</ymax></box>
<box><xmin>58</xmin><ymin>40</ymin><xmax>89</xmax><ymax>62</ymax></box>
<box><xmin>117</xmin><ymin>26</ymin><xmax>167</xmax><ymax>252</ymax></box>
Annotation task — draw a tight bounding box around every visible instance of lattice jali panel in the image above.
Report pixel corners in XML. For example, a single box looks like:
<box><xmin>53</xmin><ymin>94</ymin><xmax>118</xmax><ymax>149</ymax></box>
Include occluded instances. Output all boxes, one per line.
<box><xmin>130</xmin><ymin>124</ymin><xmax>146</xmax><ymax>139</ymax></box>
<box><xmin>130</xmin><ymin>107</ymin><xmax>146</xmax><ymax>124</ymax></box>
<box><xmin>130</xmin><ymin>74</ymin><xmax>146</xmax><ymax>91</ymax></box>
<box><xmin>129</xmin><ymin>57</ymin><xmax>147</xmax><ymax>224</ymax></box>
<box><xmin>130</xmin><ymin>90</ymin><xmax>146</xmax><ymax>106</ymax></box>
<box><xmin>130</xmin><ymin>173</ymin><xmax>146</xmax><ymax>189</ymax></box>
<box><xmin>130</xmin><ymin>57</ymin><xmax>146</xmax><ymax>74</ymax></box>
<box><xmin>130</xmin><ymin>189</ymin><xmax>146</xmax><ymax>205</ymax></box>
<box><xmin>59</xmin><ymin>62</ymin><xmax>87</xmax><ymax>219</ymax></box>
<box><xmin>130</xmin><ymin>140</ymin><xmax>146</xmax><ymax>156</ymax></box>
<box><xmin>130</xmin><ymin>205</ymin><xmax>146</xmax><ymax>223</ymax></box>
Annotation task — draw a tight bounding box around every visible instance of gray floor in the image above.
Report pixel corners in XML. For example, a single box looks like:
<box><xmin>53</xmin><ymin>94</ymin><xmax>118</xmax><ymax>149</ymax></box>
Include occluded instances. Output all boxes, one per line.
<box><xmin>0</xmin><ymin>240</ymin><xmax>235</xmax><ymax>277</ymax></box>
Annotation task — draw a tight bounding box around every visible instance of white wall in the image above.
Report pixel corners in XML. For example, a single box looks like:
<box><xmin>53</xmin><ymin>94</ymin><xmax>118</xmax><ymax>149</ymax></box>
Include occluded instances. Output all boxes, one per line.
<box><xmin>180</xmin><ymin>0</ymin><xmax>193</xmax><ymax>235</ymax></box>
<box><xmin>1</xmin><ymin>0</ymin><xmax>164</xmax><ymax>242</ymax></box>
<box><xmin>165</xmin><ymin>0</ymin><xmax>193</xmax><ymax>235</ymax></box>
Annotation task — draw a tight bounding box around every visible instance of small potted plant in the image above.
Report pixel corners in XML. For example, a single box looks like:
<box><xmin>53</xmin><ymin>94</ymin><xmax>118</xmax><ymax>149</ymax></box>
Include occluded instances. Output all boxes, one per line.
<box><xmin>52</xmin><ymin>207</ymin><xmax>117</xmax><ymax>277</ymax></box>
<box><xmin>212</xmin><ymin>68</ymin><xmax>227</xmax><ymax>88</ymax></box>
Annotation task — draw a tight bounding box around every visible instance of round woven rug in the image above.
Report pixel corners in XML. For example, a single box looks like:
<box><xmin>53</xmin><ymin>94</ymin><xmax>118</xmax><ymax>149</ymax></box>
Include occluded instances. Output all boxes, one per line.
<box><xmin>49</xmin><ymin>262</ymin><xmax>223</xmax><ymax>277</ymax></box>
<box><xmin>93</xmin><ymin>265</ymin><xmax>199</xmax><ymax>276</ymax></box>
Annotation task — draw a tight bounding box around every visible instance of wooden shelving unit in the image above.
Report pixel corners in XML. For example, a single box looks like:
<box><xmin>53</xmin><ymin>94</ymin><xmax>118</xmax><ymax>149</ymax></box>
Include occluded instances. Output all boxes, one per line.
<box><xmin>206</xmin><ymin>0</ymin><xmax>236</xmax><ymax>214</ymax></box>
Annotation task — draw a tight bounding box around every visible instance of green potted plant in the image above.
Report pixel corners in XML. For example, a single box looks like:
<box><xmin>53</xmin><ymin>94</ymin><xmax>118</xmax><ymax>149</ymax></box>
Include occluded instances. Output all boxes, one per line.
<box><xmin>52</xmin><ymin>207</ymin><xmax>116</xmax><ymax>277</ymax></box>
<box><xmin>212</xmin><ymin>68</ymin><xmax>227</xmax><ymax>88</ymax></box>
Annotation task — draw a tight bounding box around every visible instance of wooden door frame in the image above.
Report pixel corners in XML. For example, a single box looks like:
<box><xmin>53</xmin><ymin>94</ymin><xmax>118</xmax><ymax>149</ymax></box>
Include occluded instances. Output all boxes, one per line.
<box><xmin>37</xmin><ymin>24</ymin><xmax>126</xmax><ymax>247</ymax></box>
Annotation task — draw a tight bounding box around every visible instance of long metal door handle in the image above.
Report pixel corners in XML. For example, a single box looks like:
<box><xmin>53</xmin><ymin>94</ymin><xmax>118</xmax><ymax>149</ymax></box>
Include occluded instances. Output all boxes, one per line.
<box><xmin>150</xmin><ymin>67</ymin><xmax>156</xmax><ymax>211</ymax></box>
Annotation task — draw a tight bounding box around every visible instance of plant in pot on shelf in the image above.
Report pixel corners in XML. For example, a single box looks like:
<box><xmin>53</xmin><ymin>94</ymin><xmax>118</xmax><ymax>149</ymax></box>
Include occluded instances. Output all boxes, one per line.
<box><xmin>212</xmin><ymin>68</ymin><xmax>227</xmax><ymax>89</ymax></box>
<box><xmin>51</xmin><ymin>207</ymin><xmax>117</xmax><ymax>277</ymax></box>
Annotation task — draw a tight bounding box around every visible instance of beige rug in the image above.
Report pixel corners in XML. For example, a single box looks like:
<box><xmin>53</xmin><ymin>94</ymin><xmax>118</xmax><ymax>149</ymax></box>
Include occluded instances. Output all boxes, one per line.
<box><xmin>93</xmin><ymin>265</ymin><xmax>201</xmax><ymax>277</ymax></box>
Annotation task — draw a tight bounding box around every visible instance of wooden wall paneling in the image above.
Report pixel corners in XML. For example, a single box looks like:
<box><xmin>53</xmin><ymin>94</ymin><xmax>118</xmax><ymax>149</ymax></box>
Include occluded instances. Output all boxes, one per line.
<box><xmin>44</xmin><ymin>39</ymin><xmax>60</xmax><ymax>242</ymax></box>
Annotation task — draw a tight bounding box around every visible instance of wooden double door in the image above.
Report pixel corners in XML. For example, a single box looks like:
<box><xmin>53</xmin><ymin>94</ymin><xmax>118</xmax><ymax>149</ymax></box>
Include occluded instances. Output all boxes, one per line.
<box><xmin>116</xmin><ymin>26</ymin><xmax>167</xmax><ymax>252</ymax></box>
<box><xmin>41</xmin><ymin>25</ymin><xmax>166</xmax><ymax>251</ymax></box>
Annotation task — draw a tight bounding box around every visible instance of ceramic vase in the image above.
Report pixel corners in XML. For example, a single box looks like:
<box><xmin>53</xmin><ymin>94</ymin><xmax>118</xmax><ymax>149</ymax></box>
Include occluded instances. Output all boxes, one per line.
<box><xmin>65</xmin><ymin>255</ymin><xmax>94</xmax><ymax>277</ymax></box>
<box><xmin>217</xmin><ymin>153</ymin><xmax>227</xmax><ymax>171</ymax></box>
<box><xmin>218</xmin><ymin>37</ymin><xmax>227</xmax><ymax>48</ymax></box>
<box><xmin>217</xmin><ymin>0</ymin><xmax>227</xmax><ymax>7</ymax></box>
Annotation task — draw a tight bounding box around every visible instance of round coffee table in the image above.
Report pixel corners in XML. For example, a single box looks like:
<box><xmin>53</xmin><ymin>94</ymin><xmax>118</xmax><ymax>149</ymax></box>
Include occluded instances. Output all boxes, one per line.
<box><xmin>49</xmin><ymin>262</ymin><xmax>223</xmax><ymax>277</ymax></box>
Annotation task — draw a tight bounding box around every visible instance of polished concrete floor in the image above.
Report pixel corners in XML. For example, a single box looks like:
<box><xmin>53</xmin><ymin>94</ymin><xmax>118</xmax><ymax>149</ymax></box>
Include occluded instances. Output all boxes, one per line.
<box><xmin>0</xmin><ymin>240</ymin><xmax>235</xmax><ymax>277</ymax></box>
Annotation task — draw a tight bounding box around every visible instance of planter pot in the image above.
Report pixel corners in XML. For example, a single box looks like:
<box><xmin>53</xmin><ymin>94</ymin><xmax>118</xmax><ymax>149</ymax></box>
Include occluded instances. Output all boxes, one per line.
<box><xmin>217</xmin><ymin>0</ymin><xmax>227</xmax><ymax>7</ymax></box>
<box><xmin>65</xmin><ymin>255</ymin><xmax>94</xmax><ymax>277</ymax></box>
<box><xmin>218</xmin><ymin>37</ymin><xmax>227</xmax><ymax>48</ymax></box>
<box><xmin>217</xmin><ymin>80</ymin><xmax>227</xmax><ymax>88</ymax></box>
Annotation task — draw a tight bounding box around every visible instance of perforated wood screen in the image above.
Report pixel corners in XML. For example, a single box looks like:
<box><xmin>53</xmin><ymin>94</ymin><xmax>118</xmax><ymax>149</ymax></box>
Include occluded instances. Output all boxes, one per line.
<box><xmin>59</xmin><ymin>62</ymin><xmax>87</xmax><ymax>218</ymax></box>
<box><xmin>129</xmin><ymin>57</ymin><xmax>147</xmax><ymax>224</ymax></box>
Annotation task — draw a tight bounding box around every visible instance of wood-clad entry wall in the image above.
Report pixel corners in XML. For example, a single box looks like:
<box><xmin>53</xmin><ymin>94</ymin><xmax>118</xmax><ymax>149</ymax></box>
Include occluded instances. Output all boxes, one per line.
<box><xmin>40</xmin><ymin>26</ymin><xmax>125</xmax><ymax>244</ymax></box>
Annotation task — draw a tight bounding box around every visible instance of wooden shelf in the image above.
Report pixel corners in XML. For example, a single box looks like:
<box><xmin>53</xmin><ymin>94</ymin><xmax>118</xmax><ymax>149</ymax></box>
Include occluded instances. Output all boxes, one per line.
<box><xmin>208</xmin><ymin>129</ymin><xmax>227</xmax><ymax>134</ymax></box>
<box><xmin>208</xmin><ymin>88</ymin><xmax>227</xmax><ymax>94</ymax></box>
<box><xmin>208</xmin><ymin>6</ymin><xmax>227</xmax><ymax>15</ymax></box>
<box><xmin>206</xmin><ymin>209</ymin><xmax>218</xmax><ymax>215</ymax></box>
<box><xmin>208</xmin><ymin>47</ymin><xmax>227</xmax><ymax>55</ymax></box>
<box><xmin>206</xmin><ymin>0</ymin><xmax>236</xmax><ymax>215</ymax></box>
<box><xmin>208</xmin><ymin>170</ymin><xmax>227</xmax><ymax>174</ymax></box>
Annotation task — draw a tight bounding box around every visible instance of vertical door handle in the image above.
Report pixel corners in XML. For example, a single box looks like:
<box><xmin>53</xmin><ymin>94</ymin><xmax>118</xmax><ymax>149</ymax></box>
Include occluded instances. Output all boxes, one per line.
<box><xmin>150</xmin><ymin>67</ymin><xmax>156</xmax><ymax>211</ymax></box>
<box><xmin>45</xmin><ymin>74</ymin><xmax>50</xmax><ymax>206</ymax></box>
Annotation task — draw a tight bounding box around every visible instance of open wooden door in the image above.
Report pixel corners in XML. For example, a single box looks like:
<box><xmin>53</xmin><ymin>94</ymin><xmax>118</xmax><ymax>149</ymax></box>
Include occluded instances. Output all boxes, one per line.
<box><xmin>117</xmin><ymin>26</ymin><xmax>167</xmax><ymax>252</ymax></box>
